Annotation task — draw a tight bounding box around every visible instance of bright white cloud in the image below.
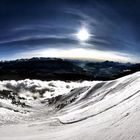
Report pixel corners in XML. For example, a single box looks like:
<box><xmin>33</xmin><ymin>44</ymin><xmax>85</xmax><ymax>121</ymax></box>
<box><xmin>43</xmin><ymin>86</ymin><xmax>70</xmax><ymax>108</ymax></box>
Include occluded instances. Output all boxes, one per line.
<box><xmin>14</xmin><ymin>48</ymin><xmax>137</xmax><ymax>63</ymax></box>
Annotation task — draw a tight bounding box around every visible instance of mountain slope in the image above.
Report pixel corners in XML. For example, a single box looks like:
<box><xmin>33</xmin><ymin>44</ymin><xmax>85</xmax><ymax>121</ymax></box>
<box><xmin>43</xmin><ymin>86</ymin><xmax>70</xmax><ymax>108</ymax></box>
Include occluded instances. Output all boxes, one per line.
<box><xmin>0</xmin><ymin>72</ymin><xmax>140</xmax><ymax>139</ymax></box>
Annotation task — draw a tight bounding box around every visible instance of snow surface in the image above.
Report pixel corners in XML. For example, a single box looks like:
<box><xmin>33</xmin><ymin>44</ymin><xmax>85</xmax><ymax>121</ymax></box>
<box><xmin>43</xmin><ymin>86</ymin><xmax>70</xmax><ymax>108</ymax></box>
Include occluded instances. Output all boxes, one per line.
<box><xmin>0</xmin><ymin>72</ymin><xmax>140</xmax><ymax>140</ymax></box>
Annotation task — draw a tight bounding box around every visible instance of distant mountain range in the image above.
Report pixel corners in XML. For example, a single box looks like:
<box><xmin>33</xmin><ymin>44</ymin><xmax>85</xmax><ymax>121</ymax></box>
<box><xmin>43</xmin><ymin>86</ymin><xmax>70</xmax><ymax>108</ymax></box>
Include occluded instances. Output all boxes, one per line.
<box><xmin>0</xmin><ymin>57</ymin><xmax>140</xmax><ymax>81</ymax></box>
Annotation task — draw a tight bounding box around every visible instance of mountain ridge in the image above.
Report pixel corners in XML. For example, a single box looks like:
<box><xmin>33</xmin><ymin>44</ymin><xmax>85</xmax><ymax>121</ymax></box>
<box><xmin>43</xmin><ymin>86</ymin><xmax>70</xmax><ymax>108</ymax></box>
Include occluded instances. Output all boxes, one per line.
<box><xmin>0</xmin><ymin>57</ymin><xmax>140</xmax><ymax>81</ymax></box>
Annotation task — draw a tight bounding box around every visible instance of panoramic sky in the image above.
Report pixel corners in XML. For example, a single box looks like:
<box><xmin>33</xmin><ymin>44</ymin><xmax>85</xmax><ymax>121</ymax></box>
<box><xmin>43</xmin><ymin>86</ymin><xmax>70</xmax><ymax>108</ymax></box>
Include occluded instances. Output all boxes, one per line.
<box><xmin>0</xmin><ymin>0</ymin><xmax>140</xmax><ymax>62</ymax></box>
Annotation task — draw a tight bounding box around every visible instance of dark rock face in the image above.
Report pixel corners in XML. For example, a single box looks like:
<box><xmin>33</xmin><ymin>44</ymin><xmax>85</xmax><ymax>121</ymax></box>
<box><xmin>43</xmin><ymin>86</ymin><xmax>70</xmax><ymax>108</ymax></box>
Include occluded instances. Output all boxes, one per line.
<box><xmin>0</xmin><ymin>90</ymin><xmax>27</xmax><ymax>107</ymax></box>
<box><xmin>0</xmin><ymin>57</ymin><xmax>139</xmax><ymax>81</ymax></box>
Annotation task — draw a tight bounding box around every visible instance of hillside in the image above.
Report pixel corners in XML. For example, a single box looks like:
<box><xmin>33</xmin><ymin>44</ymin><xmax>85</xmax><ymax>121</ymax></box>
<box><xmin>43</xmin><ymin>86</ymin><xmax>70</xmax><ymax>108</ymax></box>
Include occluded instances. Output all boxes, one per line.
<box><xmin>0</xmin><ymin>72</ymin><xmax>140</xmax><ymax>139</ymax></box>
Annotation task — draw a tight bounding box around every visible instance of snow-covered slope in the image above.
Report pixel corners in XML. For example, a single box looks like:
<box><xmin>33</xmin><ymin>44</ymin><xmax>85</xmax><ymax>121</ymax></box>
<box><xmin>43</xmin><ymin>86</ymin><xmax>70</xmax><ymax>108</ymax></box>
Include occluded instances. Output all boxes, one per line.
<box><xmin>0</xmin><ymin>72</ymin><xmax>140</xmax><ymax>140</ymax></box>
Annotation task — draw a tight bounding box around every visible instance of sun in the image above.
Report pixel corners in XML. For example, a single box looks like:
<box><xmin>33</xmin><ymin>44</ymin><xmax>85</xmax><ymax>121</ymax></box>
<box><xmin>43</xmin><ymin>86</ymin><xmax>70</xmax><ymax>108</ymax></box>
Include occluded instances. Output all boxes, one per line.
<box><xmin>76</xmin><ymin>27</ymin><xmax>90</xmax><ymax>41</ymax></box>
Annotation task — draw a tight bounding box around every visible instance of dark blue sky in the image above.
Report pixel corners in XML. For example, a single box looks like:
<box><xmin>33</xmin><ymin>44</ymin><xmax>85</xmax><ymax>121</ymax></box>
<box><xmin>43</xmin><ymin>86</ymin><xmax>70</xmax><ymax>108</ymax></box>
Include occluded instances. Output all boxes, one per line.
<box><xmin>0</xmin><ymin>0</ymin><xmax>140</xmax><ymax>62</ymax></box>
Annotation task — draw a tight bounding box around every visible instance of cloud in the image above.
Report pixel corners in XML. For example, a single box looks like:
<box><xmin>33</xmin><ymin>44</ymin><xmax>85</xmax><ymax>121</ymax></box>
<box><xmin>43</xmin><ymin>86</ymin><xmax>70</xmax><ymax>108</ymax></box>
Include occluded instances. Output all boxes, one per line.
<box><xmin>13</xmin><ymin>47</ymin><xmax>137</xmax><ymax>63</ymax></box>
<box><xmin>0</xmin><ymin>35</ymin><xmax>78</xmax><ymax>46</ymax></box>
<box><xmin>0</xmin><ymin>79</ymin><xmax>93</xmax><ymax>99</ymax></box>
